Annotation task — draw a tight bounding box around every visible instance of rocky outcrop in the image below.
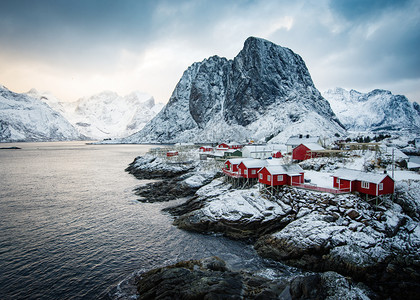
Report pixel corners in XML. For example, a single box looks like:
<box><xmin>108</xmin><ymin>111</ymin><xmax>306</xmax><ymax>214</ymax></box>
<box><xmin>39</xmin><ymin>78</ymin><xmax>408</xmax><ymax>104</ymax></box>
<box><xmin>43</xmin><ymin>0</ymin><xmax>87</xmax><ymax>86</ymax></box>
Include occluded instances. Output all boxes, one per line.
<box><xmin>123</xmin><ymin>37</ymin><xmax>345</xmax><ymax>144</ymax></box>
<box><xmin>136</xmin><ymin>257</ymin><xmax>371</xmax><ymax>299</ymax></box>
<box><xmin>126</xmin><ymin>154</ymin><xmax>420</xmax><ymax>298</ymax></box>
<box><xmin>125</xmin><ymin>154</ymin><xmax>219</xmax><ymax>202</ymax></box>
<box><xmin>166</xmin><ymin>179</ymin><xmax>420</xmax><ymax>299</ymax></box>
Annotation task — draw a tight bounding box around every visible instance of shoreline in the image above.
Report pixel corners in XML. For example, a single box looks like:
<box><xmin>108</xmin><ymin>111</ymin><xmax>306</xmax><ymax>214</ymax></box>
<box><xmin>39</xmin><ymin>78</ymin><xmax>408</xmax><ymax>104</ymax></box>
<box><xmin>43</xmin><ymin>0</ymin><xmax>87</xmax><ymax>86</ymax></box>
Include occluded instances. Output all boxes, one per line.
<box><xmin>125</xmin><ymin>153</ymin><xmax>420</xmax><ymax>299</ymax></box>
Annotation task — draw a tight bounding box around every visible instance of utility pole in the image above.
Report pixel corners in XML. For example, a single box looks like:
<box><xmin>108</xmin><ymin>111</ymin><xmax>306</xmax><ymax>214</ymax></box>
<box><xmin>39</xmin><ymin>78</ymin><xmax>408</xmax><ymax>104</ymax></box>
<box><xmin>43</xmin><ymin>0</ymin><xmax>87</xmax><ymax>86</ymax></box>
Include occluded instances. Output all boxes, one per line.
<box><xmin>392</xmin><ymin>148</ymin><xmax>395</xmax><ymax>179</ymax></box>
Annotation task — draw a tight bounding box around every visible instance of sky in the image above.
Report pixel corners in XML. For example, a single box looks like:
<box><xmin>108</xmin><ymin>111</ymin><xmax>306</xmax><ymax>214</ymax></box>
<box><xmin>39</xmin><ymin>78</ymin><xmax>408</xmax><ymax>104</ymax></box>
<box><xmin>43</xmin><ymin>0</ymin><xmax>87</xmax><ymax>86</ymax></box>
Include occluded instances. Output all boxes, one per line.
<box><xmin>0</xmin><ymin>0</ymin><xmax>419</xmax><ymax>104</ymax></box>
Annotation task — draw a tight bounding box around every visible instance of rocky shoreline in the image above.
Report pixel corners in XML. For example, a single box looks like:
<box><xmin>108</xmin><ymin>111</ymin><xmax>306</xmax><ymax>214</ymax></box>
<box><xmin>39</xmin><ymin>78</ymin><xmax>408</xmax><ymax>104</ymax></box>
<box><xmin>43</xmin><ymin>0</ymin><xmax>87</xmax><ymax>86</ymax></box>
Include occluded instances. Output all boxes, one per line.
<box><xmin>126</xmin><ymin>154</ymin><xmax>420</xmax><ymax>299</ymax></box>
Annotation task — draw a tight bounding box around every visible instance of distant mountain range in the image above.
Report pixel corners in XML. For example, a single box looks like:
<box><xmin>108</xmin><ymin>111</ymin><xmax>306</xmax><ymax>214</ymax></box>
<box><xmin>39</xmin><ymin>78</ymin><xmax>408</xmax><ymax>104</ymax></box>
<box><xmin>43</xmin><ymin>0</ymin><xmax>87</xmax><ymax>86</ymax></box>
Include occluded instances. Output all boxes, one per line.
<box><xmin>2</xmin><ymin>37</ymin><xmax>419</xmax><ymax>143</ymax></box>
<box><xmin>28</xmin><ymin>89</ymin><xmax>164</xmax><ymax>140</ymax></box>
<box><xmin>323</xmin><ymin>87</ymin><xmax>420</xmax><ymax>133</ymax></box>
<box><xmin>0</xmin><ymin>85</ymin><xmax>82</xmax><ymax>142</ymax></box>
<box><xmin>122</xmin><ymin>37</ymin><xmax>345</xmax><ymax>144</ymax></box>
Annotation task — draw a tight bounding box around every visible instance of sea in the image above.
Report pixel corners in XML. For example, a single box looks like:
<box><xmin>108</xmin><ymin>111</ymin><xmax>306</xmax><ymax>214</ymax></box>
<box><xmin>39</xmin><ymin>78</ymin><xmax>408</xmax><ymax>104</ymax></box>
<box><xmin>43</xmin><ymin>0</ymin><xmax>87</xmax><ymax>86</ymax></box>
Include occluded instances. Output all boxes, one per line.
<box><xmin>0</xmin><ymin>141</ymin><xmax>291</xmax><ymax>299</ymax></box>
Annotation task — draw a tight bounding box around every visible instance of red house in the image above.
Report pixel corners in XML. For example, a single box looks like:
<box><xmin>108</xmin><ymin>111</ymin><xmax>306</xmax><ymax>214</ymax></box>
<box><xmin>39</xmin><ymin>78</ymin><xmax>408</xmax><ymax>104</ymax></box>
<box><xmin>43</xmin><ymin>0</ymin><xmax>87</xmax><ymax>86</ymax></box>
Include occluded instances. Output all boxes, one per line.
<box><xmin>199</xmin><ymin>146</ymin><xmax>213</xmax><ymax>152</ymax></box>
<box><xmin>217</xmin><ymin>143</ymin><xmax>230</xmax><ymax>150</ymax></box>
<box><xmin>223</xmin><ymin>158</ymin><xmax>253</xmax><ymax>177</ymax></box>
<box><xmin>272</xmin><ymin>151</ymin><xmax>283</xmax><ymax>158</ymax></box>
<box><xmin>237</xmin><ymin>159</ymin><xmax>267</xmax><ymax>179</ymax></box>
<box><xmin>292</xmin><ymin>143</ymin><xmax>325</xmax><ymax>161</ymax></box>
<box><xmin>217</xmin><ymin>142</ymin><xmax>243</xmax><ymax>150</ymax></box>
<box><xmin>332</xmin><ymin>169</ymin><xmax>394</xmax><ymax>196</ymax></box>
<box><xmin>258</xmin><ymin>164</ymin><xmax>304</xmax><ymax>186</ymax></box>
<box><xmin>166</xmin><ymin>151</ymin><xmax>178</xmax><ymax>157</ymax></box>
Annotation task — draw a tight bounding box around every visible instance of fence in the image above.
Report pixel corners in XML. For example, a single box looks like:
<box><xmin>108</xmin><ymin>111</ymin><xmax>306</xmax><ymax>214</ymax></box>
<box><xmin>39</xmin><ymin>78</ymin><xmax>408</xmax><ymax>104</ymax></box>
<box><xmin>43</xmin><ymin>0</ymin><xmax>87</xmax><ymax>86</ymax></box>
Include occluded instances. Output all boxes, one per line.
<box><xmin>291</xmin><ymin>183</ymin><xmax>351</xmax><ymax>194</ymax></box>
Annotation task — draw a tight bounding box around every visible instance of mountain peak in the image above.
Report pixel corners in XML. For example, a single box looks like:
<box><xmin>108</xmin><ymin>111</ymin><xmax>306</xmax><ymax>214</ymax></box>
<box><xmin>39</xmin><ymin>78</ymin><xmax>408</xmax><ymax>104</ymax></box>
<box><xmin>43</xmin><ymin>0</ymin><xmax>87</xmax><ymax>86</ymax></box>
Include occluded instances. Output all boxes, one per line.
<box><xmin>123</xmin><ymin>37</ymin><xmax>344</xmax><ymax>143</ymax></box>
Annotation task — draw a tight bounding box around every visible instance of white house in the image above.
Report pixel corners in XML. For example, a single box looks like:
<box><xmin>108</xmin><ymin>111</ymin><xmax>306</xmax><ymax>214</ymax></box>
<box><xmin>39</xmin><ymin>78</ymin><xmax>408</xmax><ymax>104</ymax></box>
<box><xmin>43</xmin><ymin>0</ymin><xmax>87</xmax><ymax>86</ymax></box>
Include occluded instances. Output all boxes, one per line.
<box><xmin>285</xmin><ymin>135</ymin><xmax>321</xmax><ymax>153</ymax></box>
<box><xmin>242</xmin><ymin>144</ymin><xmax>286</xmax><ymax>159</ymax></box>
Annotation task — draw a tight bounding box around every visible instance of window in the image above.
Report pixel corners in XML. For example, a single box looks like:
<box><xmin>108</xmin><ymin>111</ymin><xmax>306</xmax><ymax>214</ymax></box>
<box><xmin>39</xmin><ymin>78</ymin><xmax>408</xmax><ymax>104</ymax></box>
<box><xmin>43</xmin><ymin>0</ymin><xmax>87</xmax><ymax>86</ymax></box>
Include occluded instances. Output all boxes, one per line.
<box><xmin>277</xmin><ymin>175</ymin><xmax>283</xmax><ymax>181</ymax></box>
<box><xmin>379</xmin><ymin>183</ymin><xmax>383</xmax><ymax>191</ymax></box>
<box><xmin>361</xmin><ymin>181</ymin><xmax>369</xmax><ymax>189</ymax></box>
<box><xmin>267</xmin><ymin>175</ymin><xmax>271</xmax><ymax>181</ymax></box>
<box><xmin>244</xmin><ymin>169</ymin><xmax>248</xmax><ymax>175</ymax></box>
<box><xmin>252</xmin><ymin>170</ymin><xmax>256</xmax><ymax>175</ymax></box>
<box><xmin>259</xmin><ymin>173</ymin><xmax>263</xmax><ymax>180</ymax></box>
<box><xmin>225</xmin><ymin>163</ymin><xmax>229</xmax><ymax>169</ymax></box>
<box><xmin>336</xmin><ymin>177</ymin><xmax>339</xmax><ymax>184</ymax></box>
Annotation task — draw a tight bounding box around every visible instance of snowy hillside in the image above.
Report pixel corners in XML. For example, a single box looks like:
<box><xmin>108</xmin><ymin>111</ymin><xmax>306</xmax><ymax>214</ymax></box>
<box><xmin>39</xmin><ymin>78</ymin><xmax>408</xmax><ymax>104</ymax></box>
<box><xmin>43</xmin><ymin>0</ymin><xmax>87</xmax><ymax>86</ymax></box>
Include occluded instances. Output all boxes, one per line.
<box><xmin>28</xmin><ymin>90</ymin><xmax>164</xmax><ymax>140</ymax></box>
<box><xmin>0</xmin><ymin>85</ymin><xmax>82</xmax><ymax>142</ymax></box>
<box><xmin>323</xmin><ymin>87</ymin><xmax>420</xmax><ymax>133</ymax></box>
<box><xmin>123</xmin><ymin>37</ymin><xmax>345</xmax><ymax>144</ymax></box>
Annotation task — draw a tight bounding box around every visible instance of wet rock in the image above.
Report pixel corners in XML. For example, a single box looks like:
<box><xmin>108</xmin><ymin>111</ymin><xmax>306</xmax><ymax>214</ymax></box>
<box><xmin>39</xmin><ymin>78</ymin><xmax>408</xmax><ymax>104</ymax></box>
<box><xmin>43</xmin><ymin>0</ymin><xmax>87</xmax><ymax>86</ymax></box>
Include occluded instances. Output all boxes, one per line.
<box><xmin>346</xmin><ymin>209</ymin><xmax>360</xmax><ymax>220</ymax></box>
<box><xmin>136</xmin><ymin>257</ymin><xmax>371</xmax><ymax>300</ymax></box>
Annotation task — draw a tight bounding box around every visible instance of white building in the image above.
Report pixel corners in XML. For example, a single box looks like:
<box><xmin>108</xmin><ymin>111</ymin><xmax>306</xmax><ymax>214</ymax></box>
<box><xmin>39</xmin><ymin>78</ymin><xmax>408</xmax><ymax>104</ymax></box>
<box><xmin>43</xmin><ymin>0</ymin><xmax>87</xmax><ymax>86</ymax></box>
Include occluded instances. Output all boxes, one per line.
<box><xmin>285</xmin><ymin>135</ymin><xmax>321</xmax><ymax>153</ymax></box>
<box><xmin>242</xmin><ymin>144</ymin><xmax>286</xmax><ymax>159</ymax></box>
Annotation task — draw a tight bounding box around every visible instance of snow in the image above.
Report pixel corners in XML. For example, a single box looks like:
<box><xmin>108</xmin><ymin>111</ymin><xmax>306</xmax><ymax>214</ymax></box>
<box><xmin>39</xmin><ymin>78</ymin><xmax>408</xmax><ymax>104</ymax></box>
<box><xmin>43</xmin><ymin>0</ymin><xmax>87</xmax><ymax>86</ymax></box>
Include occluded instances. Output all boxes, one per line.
<box><xmin>0</xmin><ymin>86</ymin><xmax>81</xmax><ymax>142</ymax></box>
<box><xmin>28</xmin><ymin>89</ymin><xmax>163</xmax><ymax>140</ymax></box>
<box><xmin>323</xmin><ymin>87</ymin><xmax>420</xmax><ymax>133</ymax></box>
<box><xmin>304</xmin><ymin>170</ymin><xmax>334</xmax><ymax>188</ymax></box>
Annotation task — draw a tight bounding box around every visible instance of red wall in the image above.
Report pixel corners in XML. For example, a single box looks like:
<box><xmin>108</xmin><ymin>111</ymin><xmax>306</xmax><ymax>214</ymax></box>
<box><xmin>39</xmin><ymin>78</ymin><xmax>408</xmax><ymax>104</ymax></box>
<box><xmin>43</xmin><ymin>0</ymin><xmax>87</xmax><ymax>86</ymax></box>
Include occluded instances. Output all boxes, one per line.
<box><xmin>258</xmin><ymin>168</ymin><xmax>288</xmax><ymax>186</ymax></box>
<box><xmin>333</xmin><ymin>177</ymin><xmax>353</xmax><ymax>191</ymax></box>
<box><xmin>292</xmin><ymin>144</ymin><xmax>310</xmax><ymax>161</ymax></box>
<box><xmin>238</xmin><ymin>163</ymin><xmax>260</xmax><ymax>178</ymax></box>
<box><xmin>290</xmin><ymin>174</ymin><xmax>304</xmax><ymax>185</ymax></box>
<box><xmin>378</xmin><ymin>176</ymin><xmax>394</xmax><ymax>195</ymax></box>
<box><xmin>225</xmin><ymin>161</ymin><xmax>239</xmax><ymax>172</ymax></box>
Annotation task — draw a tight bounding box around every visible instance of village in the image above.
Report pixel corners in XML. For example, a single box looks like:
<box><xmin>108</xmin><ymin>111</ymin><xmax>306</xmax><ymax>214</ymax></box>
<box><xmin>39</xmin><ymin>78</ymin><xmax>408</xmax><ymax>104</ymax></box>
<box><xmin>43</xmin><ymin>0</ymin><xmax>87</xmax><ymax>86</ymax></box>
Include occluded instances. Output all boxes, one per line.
<box><xmin>160</xmin><ymin>134</ymin><xmax>420</xmax><ymax>207</ymax></box>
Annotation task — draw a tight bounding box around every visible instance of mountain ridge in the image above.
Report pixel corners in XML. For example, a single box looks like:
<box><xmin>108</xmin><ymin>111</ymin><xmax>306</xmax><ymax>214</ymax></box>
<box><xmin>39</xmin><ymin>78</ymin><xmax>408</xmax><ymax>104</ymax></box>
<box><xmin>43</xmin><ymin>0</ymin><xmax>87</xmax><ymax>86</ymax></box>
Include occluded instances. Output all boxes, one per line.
<box><xmin>123</xmin><ymin>37</ymin><xmax>345</xmax><ymax>144</ymax></box>
<box><xmin>323</xmin><ymin>87</ymin><xmax>420</xmax><ymax>133</ymax></box>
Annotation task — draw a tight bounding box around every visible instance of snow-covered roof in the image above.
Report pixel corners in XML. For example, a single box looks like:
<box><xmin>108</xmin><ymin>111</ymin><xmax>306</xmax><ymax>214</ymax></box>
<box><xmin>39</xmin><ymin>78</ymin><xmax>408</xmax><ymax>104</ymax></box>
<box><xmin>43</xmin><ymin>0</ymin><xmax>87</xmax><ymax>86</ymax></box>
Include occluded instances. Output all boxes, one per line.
<box><xmin>243</xmin><ymin>144</ymin><xmax>286</xmax><ymax>153</ymax></box>
<box><xmin>332</xmin><ymin>168</ymin><xmax>393</xmax><ymax>184</ymax></box>
<box><xmin>225</xmin><ymin>157</ymin><xmax>253</xmax><ymax>165</ymax></box>
<box><xmin>263</xmin><ymin>164</ymin><xmax>304</xmax><ymax>176</ymax></box>
<box><xmin>379</xmin><ymin>145</ymin><xmax>409</xmax><ymax>160</ymax></box>
<box><xmin>286</xmin><ymin>135</ymin><xmax>320</xmax><ymax>146</ymax></box>
<box><xmin>240</xmin><ymin>159</ymin><xmax>267</xmax><ymax>169</ymax></box>
<box><xmin>408</xmin><ymin>162</ymin><xmax>420</xmax><ymax>169</ymax></box>
<box><xmin>302</xmin><ymin>143</ymin><xmax>325</xmax><ymax>151</ymax></box>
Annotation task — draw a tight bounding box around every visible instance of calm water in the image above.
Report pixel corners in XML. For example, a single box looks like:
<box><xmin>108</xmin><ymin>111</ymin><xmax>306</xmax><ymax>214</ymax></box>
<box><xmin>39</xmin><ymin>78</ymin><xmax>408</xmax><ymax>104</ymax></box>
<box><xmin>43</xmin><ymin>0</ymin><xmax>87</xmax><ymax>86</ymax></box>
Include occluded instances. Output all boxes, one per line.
<box><xmin>0</xmin><ymin>142</ymin><xmax>290</xmax><ymax>299</ymax></box>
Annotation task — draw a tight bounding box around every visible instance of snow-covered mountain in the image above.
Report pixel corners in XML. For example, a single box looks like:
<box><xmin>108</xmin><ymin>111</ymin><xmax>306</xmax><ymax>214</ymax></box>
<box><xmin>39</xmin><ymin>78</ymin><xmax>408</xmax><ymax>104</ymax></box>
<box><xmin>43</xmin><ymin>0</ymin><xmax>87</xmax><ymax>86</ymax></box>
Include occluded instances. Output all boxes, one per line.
<box><xmin>123</xmin><ymin>37</ymin><xmax>345</xmax><ymax>144</ymax></box>
<box><xmin>28</xmin><ymin>90</ymin><xmax>164</xmax><ymax>140</ymax></box>
<box><xmin>0</xmin><ymin>85</ymin><xmax>82</xmax><ymax>142</ymax></box>
<box><xmin>323</xmin><ymin>87</ymin><xmax>420</xmax><ymax>132</ymax></box>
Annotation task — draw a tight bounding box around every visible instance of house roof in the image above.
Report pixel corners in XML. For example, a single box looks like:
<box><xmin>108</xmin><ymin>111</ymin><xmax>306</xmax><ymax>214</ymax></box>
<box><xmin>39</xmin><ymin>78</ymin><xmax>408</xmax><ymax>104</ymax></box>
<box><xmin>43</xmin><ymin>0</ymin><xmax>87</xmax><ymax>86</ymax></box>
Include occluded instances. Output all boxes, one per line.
<box><xmin>332</xmin><ymin>168</ymin><xmax>393</xmax><ymax>184</ymax></box>
<box><xmin>240</xmin><ymin>159</ymin><xmax>267</xmax><ymax>169</ymax></box>
<box><xmin>301</xmin><ymin>143</ymin><xmax>325</xmax><ymax>151</ymax></box>
<box><xmin>263</xmin><ymin>164</ymin><xmax>304</xmax><ymax>176</ymax></box>
<box><xmin>286</xmin><ymin>135</ymin><xmax>320</xmax><ymax>146</ymax></box>
<box><xmin>225</xmin><ymin>157</ymin><xmax>253</xmax><ymax>165</ymax></box>
<box><xmin>242</xmin><ymin>144</ymin><xmax>286</xmax><ymax>153</ymax></box>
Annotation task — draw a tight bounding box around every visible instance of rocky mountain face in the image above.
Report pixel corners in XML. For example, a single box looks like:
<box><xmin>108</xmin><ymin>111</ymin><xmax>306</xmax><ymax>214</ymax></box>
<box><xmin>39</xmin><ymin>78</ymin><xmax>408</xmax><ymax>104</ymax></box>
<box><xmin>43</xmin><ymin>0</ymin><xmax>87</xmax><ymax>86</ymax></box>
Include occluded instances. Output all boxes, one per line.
<box><xmin>323</xmin><ymin>87</ymin><xmax>420</xmax><ymax>133</ymax></box>
<box><xmin>123</xmin><ymin>37</ymin><xmax>345</xmax><ymax>144</ymax></box>
<box><xmin>0</xmin><ymin>85</ymin><xmax>82</xmax><ymax>142</ymax></box>
<box><xmin>28</xmin><ymin>90</ymin><xmax>163</xmax><ymax>140</ymax></box>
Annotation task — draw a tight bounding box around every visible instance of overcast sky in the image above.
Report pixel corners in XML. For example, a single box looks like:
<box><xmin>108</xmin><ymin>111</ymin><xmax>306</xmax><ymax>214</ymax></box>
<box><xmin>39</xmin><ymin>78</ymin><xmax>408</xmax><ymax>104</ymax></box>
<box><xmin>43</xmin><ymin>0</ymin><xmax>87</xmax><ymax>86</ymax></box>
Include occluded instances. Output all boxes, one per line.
<box><xmin>1</xmin><ymin>0</ymin><xmax>419</xmax><ymax>104</ymax></box>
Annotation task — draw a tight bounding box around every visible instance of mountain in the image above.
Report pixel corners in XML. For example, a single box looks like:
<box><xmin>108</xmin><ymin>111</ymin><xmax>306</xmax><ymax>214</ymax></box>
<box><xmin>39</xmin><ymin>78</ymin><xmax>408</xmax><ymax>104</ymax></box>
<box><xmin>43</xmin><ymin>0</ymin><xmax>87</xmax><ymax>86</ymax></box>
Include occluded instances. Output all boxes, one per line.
<box><xmin>0</xmin><ymin>85</ymin><xmax>82</xmax><ymax>142</ymax></box>
<box><xmin>123</xmin><ymin>37</ymin><xmax>345</xmax><ymax>144</ymax></box>
<box><xmin>323</xmin><ymin>87</ymin><xmax>420</xmax><ymax>132</ymax></box>
<box><xmin>28</xmin><ymin>90</ymin><xmax>164</xmax><ymax>140</ymax></box>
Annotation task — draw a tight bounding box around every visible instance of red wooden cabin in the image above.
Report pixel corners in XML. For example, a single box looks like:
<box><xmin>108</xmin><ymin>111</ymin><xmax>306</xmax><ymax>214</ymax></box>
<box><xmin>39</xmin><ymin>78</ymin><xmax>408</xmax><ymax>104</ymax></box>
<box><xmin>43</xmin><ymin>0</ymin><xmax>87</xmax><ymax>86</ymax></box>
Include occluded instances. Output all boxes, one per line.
<box><xmin>292</xmin><ymin>143</ymin><xmax>325</xmax><ymax>161</ymax></box>
<box><xmin>332</xmin><ymin>169</ymin><xmax>394</xmax><ymax>195</ymax></box>
<box><xmin>199</xmin><ymin>146</ymin><xmax>213</xmax><ymax>152</ymax></box>
<box><xmin>223</xmin><ymin>158</ymin><xmax>253</xmax><ymax>177</ymax></box>
<box><xmin>272</xmin><ymin>151</ymin><xmax>283</xmax><ymax>158</ymax></box>
<box><xmin>258</xmin><ymin>164</ymin><xmax>304</xmax><ymax>186</ymax></box>
<box><xmin>166</xmin><ymin>151</ymin><xmax>178</xmax><ymax>157</ymax></box>
<box><xmin>237</xmin><ymin>159</ymin><xmax>267</xmax><ymax>179</ymax></box>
